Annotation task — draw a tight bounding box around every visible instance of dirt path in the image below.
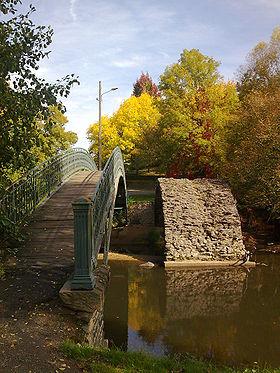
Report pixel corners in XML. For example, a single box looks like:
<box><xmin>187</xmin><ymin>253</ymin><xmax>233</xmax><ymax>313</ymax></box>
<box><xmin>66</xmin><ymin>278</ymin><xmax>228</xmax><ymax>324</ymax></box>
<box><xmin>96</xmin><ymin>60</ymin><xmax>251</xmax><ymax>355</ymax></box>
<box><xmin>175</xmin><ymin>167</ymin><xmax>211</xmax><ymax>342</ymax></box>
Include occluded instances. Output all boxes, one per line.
<box><xmin>0</xmin><ymin>171</ymin><xmax>101</xmax><ymax>373</ymax></box>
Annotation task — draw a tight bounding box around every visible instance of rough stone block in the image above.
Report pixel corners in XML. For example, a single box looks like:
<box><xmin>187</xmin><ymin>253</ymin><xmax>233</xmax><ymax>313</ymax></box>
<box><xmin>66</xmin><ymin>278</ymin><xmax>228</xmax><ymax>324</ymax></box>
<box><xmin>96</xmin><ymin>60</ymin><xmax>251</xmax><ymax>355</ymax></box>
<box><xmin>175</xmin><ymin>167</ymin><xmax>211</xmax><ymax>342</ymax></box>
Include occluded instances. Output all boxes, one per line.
<box><xmin>156</xmin><ymin>178</ymin><xmax>245</xmax><ymax>262</ymax></box>
<box><xmin>59</xmin><ymin>265</ymin><xmax>110</xmax><ymax>312</ymax></box>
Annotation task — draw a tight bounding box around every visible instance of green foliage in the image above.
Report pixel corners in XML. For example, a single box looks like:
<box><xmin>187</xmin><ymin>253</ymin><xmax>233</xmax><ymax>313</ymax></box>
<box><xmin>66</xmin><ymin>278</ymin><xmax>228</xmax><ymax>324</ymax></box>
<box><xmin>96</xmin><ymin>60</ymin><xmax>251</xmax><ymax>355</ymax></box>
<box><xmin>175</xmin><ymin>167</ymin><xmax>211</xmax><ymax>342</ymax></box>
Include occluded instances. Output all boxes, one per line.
<box><xmin>222</xmin><ymin>28</ymin><xmax>280</xmax><ymax>217</ymax></box>
<box><xmin>156</xmin><ymin>49</ymin><xmax>239</xmax><ymax>177</ymax></box>
<box><xmin>0</xmin><ymin>0</ymin><xmax>21</xmax><ymax>14</ymax></box>
<box><xmin>127</xmin><ymin>195</ymin><xmax>154</xmax><ymax>205</ymax></box>
<box><xmin>0</xmin><ymin>213</ymin><xmax>25</xmax><ymax>245</ymax></box>
<box><xmin>237</xmin><ymin>27</ymin><xmax>280</xmax><ymax>98</ymax></box>
<box><xmin>146</xmin><ymin>228</ymin><xmax>163</xmax><ymax>255</ymax></box>
<box><xmin>30</xmin><ymin>106</ymin><xmax>78</xmax><ymax>163</ymax></box>
<box><xmin>0</xmin><ymin>1</ymin><xmax>78</xmax><ymax>188</ymax></box>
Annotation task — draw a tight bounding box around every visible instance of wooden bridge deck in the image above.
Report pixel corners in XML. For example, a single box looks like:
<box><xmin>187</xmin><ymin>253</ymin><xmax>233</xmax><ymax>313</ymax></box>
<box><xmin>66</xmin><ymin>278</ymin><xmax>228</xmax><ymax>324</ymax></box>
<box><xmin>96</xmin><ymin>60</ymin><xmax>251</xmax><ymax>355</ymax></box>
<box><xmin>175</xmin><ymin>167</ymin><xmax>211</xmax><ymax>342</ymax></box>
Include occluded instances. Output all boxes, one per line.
<box><xmin>21</xmin><ymin>170</ymin><xmax>101</xmax><ymax>269</ymax></box>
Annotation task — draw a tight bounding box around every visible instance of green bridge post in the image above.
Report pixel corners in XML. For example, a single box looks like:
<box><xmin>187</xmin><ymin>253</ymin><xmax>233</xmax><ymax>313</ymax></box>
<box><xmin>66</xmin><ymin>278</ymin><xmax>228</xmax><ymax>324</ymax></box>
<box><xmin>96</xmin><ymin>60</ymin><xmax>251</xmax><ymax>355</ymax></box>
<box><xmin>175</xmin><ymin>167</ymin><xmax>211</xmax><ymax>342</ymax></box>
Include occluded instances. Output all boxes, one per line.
<box><xmin>71</xmin><ymin>197</ymin><xmax>95</xmax><ymax>290</ymax></box>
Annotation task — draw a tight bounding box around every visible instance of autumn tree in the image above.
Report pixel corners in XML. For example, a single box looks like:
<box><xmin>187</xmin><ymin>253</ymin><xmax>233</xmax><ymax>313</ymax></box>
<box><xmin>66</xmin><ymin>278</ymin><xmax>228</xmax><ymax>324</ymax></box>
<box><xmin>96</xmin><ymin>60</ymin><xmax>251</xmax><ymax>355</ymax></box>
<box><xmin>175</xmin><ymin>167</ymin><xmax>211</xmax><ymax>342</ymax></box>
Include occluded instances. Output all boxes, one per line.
<box><xmin>156</xmin><ymin>49</ymin><xmax>239</xmax><ymax>178</ymax></box>
<box><xmin>87</xmin><ymin>93</ymin><xmax>160</xmax><ymax>170</ymax></box>
<box><xmin>237</xmin><ymin>27</ymin><xmax>280</xmax><ymax>98</ymax></box>
<box><xmin>222</xmin><ymin>28</ymin><xmax>280</xmax><ymax>216</ymax></box>
<box><xmin>0</xmin><ymin>1</ymin><xmax>78</xmax><ymax>188</ymax></box>
<box><xmin>87</xmin><ymin>115</ymin><xmax>119</xmax><ymax>162</ymax></box>
<box><xmin>132</xmin><ymin>72</ymin><xmax>160</xmax><ymax>98</ymax></box>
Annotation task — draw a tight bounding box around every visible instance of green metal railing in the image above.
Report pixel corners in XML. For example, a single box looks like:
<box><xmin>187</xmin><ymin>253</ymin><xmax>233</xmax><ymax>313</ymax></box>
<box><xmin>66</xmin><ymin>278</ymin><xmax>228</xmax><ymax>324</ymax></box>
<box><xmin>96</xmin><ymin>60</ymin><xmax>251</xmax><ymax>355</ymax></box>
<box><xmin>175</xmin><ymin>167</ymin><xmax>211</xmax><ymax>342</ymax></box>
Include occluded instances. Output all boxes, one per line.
<box><xmin>71</xmin><ymin>147</ymin><xmax>127</xmax><ymax>290</ymax></box>
<box><xmin>0</xmin><ymin>148</ymin><xmax>97</xmax><ymax>225</ymax></box>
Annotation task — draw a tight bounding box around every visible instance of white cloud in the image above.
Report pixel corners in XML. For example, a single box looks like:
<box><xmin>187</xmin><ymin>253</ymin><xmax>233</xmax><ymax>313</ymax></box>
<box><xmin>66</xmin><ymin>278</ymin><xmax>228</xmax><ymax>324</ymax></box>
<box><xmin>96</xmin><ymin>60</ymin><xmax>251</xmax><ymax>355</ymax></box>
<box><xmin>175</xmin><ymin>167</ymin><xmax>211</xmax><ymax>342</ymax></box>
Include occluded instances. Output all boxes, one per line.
<box><xmin>257</xmin><ymin>0</ymin><xmax>280</xmax><ymax>9</ymax></box>
<box><xmin>213</xmin><ymin>0</ymin><xmax>280</xmax><ymax>11</ymax></box>
<box><xmin>70</xmin><ymin>0</ymin><xmax>78</xmax><ymax>22</ymax></box>
<box><xmin>111</xmin><ymin>55</ymin><xmax>145</xmax><ymax>68</ymax></box>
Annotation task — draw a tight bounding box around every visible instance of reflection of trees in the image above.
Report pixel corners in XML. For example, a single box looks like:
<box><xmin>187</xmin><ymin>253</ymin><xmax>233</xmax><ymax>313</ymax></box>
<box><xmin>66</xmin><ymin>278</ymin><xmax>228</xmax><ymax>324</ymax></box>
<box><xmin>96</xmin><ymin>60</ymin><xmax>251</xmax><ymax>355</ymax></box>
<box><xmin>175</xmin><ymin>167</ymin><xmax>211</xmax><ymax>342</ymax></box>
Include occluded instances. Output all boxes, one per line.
<box><xmin>105</xmin><ymin>258</ymin><xmax>280</xmax><ymax>366</ymax></box>
<box><xmin>235</xmin><ymin>255</ymin><xmax>280</xmax><ymax>367</ymax></box>
<box><xmin>104</xmin><ymin>262</ymin><xmax>129</xmax><ymax>349</ymax></box>
<box><xmin>164</xmin><ymin>316</ymin><xmax>239</xmax><ymax>363</ymax></box>
<box><xmin>128</xmin><ymin>267</ymin><xmax>166</xmax><ymax>343</ymax></box>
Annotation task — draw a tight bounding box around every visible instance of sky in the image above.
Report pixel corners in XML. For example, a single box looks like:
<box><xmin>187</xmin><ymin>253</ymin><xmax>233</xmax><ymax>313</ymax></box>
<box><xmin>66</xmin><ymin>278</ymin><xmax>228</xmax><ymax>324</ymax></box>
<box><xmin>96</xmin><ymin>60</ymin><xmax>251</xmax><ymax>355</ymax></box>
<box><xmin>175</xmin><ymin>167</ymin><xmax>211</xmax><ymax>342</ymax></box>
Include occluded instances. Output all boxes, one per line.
<box><xmin>8</xmin><ymin>0</ymin><xmax>280</xmax><ymax>148</ymax></box>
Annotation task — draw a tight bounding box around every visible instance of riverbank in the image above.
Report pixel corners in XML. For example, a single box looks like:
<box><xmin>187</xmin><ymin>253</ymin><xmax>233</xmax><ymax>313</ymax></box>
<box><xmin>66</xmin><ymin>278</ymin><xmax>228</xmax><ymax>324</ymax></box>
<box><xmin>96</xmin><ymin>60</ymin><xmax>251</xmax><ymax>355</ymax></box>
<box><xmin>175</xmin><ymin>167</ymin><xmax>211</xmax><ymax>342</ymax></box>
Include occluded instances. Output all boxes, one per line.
<box><xmin>61</xmin><ymin>340</ymin><xmax>280</xmax><ymax>373</ymax></box>
<box><xmin>0</xmin><ymin>229</ymin><xmax>84</xmax><ymax>372</ymax></box>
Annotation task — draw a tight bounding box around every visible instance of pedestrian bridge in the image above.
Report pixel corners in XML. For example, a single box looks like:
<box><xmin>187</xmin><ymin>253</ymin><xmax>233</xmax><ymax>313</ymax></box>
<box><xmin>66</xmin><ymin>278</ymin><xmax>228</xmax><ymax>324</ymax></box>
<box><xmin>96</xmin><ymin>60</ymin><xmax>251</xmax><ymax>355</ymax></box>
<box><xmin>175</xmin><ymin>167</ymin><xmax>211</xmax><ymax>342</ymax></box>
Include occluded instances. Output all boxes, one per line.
<box><xmin>0</xmin><ymin>147</ymin><xmax>127</xmax><ymax>291</ymax></box>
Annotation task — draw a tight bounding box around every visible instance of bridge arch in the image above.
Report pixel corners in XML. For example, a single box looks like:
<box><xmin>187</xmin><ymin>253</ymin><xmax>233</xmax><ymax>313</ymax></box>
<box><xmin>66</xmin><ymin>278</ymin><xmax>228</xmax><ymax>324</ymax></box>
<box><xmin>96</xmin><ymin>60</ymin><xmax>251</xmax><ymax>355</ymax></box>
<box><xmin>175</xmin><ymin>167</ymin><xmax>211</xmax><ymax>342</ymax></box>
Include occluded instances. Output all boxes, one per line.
<box><xmin>71</xmin><ymin>147</ymin><xmax>127</xmax><ymax>290</ymax></box>
<box><xmin>0</xmin><ymin>146</ymin><xmax>127</xmax><ymax>291</ymax></box>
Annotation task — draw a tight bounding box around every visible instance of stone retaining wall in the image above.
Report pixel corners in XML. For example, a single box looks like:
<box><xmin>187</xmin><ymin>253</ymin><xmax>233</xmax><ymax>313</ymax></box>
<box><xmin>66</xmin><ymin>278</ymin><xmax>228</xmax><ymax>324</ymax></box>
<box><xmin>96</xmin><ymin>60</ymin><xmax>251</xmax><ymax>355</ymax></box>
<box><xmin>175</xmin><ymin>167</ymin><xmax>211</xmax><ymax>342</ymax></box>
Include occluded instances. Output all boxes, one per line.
<box><xmin>156</xmin><ymin>178</ymin><xmax>245</xmax><ymax>261</ymax></box>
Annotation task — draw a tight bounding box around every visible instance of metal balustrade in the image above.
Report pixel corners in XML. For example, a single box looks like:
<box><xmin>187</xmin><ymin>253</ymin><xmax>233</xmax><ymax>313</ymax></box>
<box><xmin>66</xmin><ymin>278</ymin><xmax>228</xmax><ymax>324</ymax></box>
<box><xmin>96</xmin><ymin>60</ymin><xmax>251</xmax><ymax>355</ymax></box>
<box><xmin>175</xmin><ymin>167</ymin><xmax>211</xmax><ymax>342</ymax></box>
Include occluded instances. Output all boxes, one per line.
<box><xmin>0</xmin><ymin>146</ymin><xmax>126</xmax><ymax>291</ymax></box>
<box><xmin>71</xmin><ymin>147</ymin><xmax>127</xmax><ymax>290</ymax></box>
<box><xmin>0</xmin><ymin>148</ymin><xmax>97</xmax><ymax>225</ymax></box>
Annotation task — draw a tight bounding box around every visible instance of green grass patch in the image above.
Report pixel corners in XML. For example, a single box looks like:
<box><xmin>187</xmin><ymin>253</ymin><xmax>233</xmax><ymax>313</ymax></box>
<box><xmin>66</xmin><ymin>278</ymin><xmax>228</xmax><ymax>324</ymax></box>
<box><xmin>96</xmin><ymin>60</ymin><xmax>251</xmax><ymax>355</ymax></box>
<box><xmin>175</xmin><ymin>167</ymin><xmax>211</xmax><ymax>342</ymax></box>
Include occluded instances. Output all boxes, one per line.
<box><xmin>127</xmin><ymin>195</ymin><xmax>154</xmax><ymax>205</ymax></box>
<box><xmin>60</xmin><ymin>340</ymin><xmax>280</xmax><ymax>373</ymax></box>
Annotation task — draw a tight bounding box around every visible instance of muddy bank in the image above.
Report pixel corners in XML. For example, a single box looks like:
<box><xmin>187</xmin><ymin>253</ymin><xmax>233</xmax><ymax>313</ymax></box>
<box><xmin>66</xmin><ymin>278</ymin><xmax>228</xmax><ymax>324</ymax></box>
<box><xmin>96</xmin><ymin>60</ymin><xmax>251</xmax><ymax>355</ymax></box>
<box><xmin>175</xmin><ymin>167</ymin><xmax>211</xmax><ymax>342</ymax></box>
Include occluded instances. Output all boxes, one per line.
<box><xmin>241</xmin><ymin>208</ymin><xmax>280</xmax><ymax>254</ymax></box>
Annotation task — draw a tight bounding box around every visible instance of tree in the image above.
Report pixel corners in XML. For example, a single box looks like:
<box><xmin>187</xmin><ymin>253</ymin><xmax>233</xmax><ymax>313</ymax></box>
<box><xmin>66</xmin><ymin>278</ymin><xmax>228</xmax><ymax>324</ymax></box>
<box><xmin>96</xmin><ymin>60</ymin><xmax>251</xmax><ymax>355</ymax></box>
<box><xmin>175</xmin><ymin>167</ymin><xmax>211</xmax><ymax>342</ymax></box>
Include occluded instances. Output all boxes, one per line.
<box><xmin>87</xmin><ymin>93</ymin><xmax>160</xmax><ymax>170</ymax></box>
<box><xmin>31</xmin><ymin>106</ymin><xmax>78</xmax><ymax>163</ymax></box>
<box><xmin>0</xmin><ymin>1</ymin><xmax>79</xmax><ymax>188</ymax></box>
<box><xmin>222</xmin><ymin>28</ymin><xmax>280</xmax><ymax>217</ymax></box>
<box><xmin>87</xmin><ymin>115</ymin><xmax>119</xmax><ymax>162</ymax></box>
<box><xmin>132</xmin><ymin>72</ymin><xmax>160</xmax><ymax>98</ymax></box>
<box><xmin>156</xmin><ymin>49</ymin><xmax>239</xmax><ymax>178</ymax></box>
<box><xmin>237</xmin><ymin>27</ymin><xmax>280</xmax><ymax>98</ymax></box>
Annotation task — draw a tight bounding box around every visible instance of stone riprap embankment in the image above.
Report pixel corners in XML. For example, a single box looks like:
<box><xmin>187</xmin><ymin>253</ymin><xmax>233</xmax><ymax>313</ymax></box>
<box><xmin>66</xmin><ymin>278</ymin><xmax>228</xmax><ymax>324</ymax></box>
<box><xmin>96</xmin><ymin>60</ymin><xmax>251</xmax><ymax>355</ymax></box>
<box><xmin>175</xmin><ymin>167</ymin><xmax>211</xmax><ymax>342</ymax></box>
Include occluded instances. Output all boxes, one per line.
<box><xmin>155</xmin><ymin>178</ymin><xmax>245</xmax><ymax>261</ymax></box>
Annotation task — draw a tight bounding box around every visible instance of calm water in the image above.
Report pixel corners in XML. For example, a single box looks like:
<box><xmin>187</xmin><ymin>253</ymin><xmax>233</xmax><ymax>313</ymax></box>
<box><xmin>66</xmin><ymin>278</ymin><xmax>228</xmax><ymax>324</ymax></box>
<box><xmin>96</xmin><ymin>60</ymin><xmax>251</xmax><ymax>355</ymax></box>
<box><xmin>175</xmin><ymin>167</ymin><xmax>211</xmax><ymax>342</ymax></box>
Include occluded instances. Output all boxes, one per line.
<box><xmin>104</xmin><ymin>254</ymin><xmax>280</xmax><ymax>367</ymax></box>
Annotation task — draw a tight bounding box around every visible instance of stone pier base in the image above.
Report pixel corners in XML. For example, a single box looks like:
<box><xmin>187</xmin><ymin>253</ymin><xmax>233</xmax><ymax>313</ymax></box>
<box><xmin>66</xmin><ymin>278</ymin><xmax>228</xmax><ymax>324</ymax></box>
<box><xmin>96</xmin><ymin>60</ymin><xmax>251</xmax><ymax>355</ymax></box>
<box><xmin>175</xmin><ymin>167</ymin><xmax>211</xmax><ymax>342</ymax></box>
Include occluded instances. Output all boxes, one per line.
<box><xmin>59</xmin><ymin>265</ymin><xmax>110</xmax><ymax>347</ymax></box>
<box><xmin>156</xmin><ymin>178</ymin><xmax>246</xmax><ymax>262</ymax></box>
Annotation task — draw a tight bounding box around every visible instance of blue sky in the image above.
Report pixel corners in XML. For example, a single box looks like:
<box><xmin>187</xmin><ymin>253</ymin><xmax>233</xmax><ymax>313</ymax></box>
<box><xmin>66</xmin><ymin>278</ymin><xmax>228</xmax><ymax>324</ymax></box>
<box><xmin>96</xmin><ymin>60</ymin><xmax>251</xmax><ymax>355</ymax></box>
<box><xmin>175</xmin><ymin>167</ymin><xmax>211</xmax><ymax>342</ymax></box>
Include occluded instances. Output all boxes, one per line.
<box><xmin>12</xmin><ymin>0</ymin><xmax>280</xmax><ymax>148</ymax></box>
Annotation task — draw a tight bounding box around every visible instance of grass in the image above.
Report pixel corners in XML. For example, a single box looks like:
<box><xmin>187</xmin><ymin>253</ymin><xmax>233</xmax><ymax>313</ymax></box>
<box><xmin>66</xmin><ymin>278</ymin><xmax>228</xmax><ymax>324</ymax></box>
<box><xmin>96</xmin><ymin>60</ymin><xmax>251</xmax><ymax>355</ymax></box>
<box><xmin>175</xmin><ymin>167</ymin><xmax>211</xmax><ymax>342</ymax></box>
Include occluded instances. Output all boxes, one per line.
<box><xmin>127</xmin><ymin>195</ymin><xmax>154</xmax><ymax>205</ymax></box>
<box><xmin>60</xmin><ymin>340</ymin><xmax>280</xmax><ymax>373</ymax></box>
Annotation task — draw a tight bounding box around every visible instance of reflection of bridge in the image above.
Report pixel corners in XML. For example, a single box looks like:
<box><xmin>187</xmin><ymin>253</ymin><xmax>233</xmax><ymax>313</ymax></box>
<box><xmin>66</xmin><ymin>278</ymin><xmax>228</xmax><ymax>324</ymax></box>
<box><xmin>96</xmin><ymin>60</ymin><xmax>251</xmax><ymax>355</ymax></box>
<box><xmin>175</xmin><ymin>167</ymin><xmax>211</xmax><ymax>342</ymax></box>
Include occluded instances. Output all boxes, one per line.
<box><xmin>0</xmin><ymin>147</ymin><xmax>127</xmax><ymax>291</ymax></box>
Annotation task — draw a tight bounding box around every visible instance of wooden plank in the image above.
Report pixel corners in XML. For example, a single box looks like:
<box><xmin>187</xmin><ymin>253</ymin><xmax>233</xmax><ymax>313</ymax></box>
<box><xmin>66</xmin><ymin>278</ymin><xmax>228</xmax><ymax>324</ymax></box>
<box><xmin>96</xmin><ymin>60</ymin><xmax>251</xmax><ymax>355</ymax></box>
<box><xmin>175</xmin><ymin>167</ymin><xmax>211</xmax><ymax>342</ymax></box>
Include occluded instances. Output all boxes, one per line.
<box><xmin>21</xmin><ymin>170</ymin><xmax>101</xmax><ymax>269</ymax></box>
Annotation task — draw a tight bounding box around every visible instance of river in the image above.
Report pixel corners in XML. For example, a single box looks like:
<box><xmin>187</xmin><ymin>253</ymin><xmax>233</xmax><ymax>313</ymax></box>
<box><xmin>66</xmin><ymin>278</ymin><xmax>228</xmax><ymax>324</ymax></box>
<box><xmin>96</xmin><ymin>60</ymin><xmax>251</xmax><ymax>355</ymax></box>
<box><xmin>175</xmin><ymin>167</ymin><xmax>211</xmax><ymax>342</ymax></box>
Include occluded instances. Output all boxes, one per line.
<box><xmin>103</xmin><ymin>254</ymin><xmax>280</xmax><ymax>368</ymax></box>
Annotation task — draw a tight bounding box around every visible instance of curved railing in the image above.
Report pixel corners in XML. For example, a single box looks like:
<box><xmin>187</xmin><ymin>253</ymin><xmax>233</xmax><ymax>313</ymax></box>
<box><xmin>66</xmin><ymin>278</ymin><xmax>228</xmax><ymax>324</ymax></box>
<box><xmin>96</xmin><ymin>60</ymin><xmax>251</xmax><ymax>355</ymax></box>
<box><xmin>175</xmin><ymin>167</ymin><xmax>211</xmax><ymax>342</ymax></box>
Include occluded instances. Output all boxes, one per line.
<box><xmin>71</xmin><ymin>147</ymin><xmax>127</xmax><ymax>290</ymax></box>
<box><xmin>92</xmin><ymin>147</ymin><xmax>127</xmax><ymax>259</ymax></box>
<box><xmin>0</xmin><ymin>148</ymin><xmax>97</xmax><ymax>225</ymax></box>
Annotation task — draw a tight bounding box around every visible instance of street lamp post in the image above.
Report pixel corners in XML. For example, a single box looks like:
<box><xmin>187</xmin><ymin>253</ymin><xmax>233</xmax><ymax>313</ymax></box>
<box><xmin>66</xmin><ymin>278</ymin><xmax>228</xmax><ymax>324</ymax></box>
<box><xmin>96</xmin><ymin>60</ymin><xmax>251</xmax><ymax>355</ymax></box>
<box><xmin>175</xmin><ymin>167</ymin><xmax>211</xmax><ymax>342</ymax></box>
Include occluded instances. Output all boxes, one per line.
<box><xmin>98</xmin><ymin>81</ymin><xmax>102</xmax><ymax>171</ymax></box>
<box><xmin>97</xmin><ymin>81</ymin><xmax>118</xmax><ymax>170</ymax></box>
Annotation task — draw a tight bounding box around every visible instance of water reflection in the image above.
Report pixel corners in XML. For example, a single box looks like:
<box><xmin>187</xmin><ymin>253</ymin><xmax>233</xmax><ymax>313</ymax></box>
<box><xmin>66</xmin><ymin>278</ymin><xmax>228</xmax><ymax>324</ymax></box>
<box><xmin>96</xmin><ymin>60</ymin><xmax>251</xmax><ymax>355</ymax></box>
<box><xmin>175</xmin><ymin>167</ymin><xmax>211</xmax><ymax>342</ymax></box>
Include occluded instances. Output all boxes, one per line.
<box><xmin>164</xmin><ymin>267</ymin><xmax>247</xmax><ymax>364</ymax></box>
<box><xmin>104</xmin><ymin>255</ymin><xmax>280</xmax><ymax>367</ymax></box>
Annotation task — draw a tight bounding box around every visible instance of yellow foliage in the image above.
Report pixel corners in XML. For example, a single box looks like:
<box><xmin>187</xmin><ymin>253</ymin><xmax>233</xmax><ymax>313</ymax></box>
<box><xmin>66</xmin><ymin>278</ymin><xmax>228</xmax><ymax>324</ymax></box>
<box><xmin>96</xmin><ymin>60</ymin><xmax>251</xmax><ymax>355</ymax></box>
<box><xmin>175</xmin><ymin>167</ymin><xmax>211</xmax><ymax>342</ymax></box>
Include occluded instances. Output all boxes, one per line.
<box><xmin>87</xmin><ymin>94</ymin><xmax>160</xmax><ymax>167</ymax></box>
<box><xmin>87</xmin><ymin>115</ymin><xmax>119</xmax><ymax>161</ymax></box>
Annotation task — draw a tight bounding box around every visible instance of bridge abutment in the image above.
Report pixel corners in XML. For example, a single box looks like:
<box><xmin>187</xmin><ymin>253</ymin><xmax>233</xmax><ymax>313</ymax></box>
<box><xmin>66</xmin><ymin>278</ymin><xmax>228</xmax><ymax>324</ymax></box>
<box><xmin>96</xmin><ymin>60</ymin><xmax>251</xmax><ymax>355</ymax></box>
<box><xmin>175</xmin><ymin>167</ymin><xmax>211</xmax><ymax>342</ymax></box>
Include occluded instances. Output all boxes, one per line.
<box><xmin>156</xmin><ymin>178</ymin><xmax>247</xmax><ymax>263</ymax></box>
<box><xmin>59</xmin><ymin>264</ymin><xmax>110</xmax><ymax>347</ymax></box>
